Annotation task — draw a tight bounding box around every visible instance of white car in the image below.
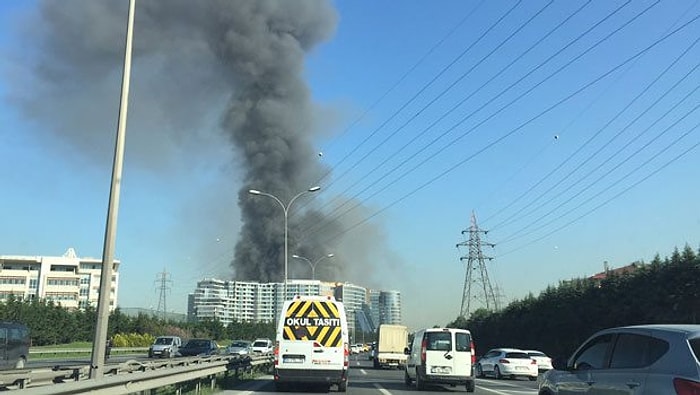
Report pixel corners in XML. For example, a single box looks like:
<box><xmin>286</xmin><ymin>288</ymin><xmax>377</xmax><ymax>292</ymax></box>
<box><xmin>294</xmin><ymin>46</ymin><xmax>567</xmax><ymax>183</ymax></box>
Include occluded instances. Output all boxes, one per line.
<box><xmin>475</xmin><ymin>348</ymin><xmax>538</xmax><ymax>381</ymax></box>
<box><xmin>251</xmin><ymin>338</ymin><xmax>273</xmax><ymax>354</ymax></box>
<box><xmin>524</xmin><ymin>349</ymin><xmax>553</xmax><ymax>372</ymax></box>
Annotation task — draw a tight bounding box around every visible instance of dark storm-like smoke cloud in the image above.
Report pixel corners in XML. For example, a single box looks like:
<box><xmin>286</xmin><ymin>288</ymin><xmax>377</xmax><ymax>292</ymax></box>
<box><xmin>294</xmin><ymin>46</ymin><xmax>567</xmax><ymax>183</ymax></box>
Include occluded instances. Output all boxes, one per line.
<box><xmin>8</xmin><ymin>0</ymin><xmax>395</xmax><ymax>284</ymax></box>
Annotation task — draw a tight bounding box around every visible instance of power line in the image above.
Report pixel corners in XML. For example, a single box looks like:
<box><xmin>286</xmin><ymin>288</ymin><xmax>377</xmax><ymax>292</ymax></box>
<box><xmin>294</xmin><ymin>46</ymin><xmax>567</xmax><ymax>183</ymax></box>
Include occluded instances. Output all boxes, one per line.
<box><xmin>489</xmin><ymin>32</ymin><xmax>700</xmax><ymax>232</ymax></box>
<box><xmin>312</xmin><ymin>6</ymin><xmax>698</xmax><ymax>245</ymax></box>
<box><xmin>316</xmin><ymin>1</ymin><xmax>525</xmax><ymax>196</ymax></box>
<box><xmin>497</xmin><ymin>122</ymin><xmax>700</xmax><ymax>258</ymax></box>
<box><xmin>498</xmin><ymin>98</ymin><xmax>700</xmax><ymax>246</ymax></box>
<box><xmin>316</xmin><ymin>0</ymin><xmax>553</xmax><ymax>214</ymax></box>
<box><xmin>303</xmin><ymin>1</ymin><xmax>632</xmax><ymax>240</ymax></box>
<box><xmin>316</xmin><ymin>0</ymin><xmax>487</xmax><ymax>171</ymax></box>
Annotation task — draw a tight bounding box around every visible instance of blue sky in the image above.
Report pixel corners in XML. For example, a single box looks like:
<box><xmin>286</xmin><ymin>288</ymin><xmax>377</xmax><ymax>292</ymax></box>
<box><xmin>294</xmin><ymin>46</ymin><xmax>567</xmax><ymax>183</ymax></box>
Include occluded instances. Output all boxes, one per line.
<box><xmin>1</xmin><ymin>0</ymin><xmax>699</xmax><ymax>331</ymax></box>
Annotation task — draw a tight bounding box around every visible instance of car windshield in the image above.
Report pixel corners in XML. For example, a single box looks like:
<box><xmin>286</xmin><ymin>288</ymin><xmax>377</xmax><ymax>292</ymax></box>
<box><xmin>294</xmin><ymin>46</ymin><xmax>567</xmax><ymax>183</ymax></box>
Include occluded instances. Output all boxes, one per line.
<box><xmin>154</xmin><ymin>338</ymin><xmax>173</xmax><ymax>345</ymax></box>
<box><xmin>253</xmin><ymin>341</ymin><xmax>268</xmax><ymax>347</ymax></box>
<box><xmin>231</xmin><ymin>342</ymin><xmax>249</xmax><ymax>348</ymax></box>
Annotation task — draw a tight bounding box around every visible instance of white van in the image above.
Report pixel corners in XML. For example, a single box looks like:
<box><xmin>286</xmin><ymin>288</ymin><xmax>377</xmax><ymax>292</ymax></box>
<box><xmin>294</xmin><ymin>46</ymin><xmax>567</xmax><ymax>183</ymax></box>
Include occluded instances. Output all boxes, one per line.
<box><xmin>148</xmin><ymin>336</ymin><xmax>182</xmax><ymax>358</ymax></box>
<box><xmin>274</xmin><ymin>295</ymin><xmax>349</xmax><ymax>392</ymax></box>
<box><xmin>404</xmin><ymin>327</ymin><xmax>476</xmax><ymax>392</ymax></box>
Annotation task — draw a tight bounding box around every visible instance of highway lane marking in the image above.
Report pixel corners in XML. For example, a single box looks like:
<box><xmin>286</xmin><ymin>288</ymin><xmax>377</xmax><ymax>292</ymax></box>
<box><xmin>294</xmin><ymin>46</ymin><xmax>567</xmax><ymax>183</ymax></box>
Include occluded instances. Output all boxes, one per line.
<box><xmin>478</xmin><ymin>378</ymin><xmax>538</xmax><ymax>389</ymax></box>
<box><xmin>360</xmin><ymin>368</ymin><xmax>368</xmax><ymax>374</ymax></box>
<box><xmin>477</xmin><ymin>384</ymin><xmax>537</xmax><ymax>395</ymax></box>
<box><xmin>477</xmin><ymin>387</ymin><xmax>530</xmax><ymax>395</ymax></box>
<box><xmin>373</xmin><ymin>383</ymin><xmax>392</xmax><ymax>395</ymax></box>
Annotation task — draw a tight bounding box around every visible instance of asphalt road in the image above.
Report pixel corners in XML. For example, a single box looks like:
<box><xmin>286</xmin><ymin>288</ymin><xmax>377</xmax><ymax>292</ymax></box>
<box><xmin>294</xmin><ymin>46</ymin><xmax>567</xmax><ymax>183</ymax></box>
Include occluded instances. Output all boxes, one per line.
<box><xmin>221</xmin><ymin>353</ymin><xmax>539</xmax><ymax>395</ymax></box>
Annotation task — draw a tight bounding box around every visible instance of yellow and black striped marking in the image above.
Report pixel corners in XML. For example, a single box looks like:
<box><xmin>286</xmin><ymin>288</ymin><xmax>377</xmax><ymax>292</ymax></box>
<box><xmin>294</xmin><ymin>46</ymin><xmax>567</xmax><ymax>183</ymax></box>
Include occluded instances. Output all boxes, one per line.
<box><xmin>283</xmin><ymin>300</ymin><xmax>343</xmax><ymax>347</ymax></box>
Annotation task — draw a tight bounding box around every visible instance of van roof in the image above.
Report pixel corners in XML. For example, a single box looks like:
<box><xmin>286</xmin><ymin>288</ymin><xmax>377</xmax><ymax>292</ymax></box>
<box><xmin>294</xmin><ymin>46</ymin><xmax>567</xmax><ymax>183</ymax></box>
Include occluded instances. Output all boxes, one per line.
<box><xmin>422</xmin><ymin>327</ymin><xmax>471</xmax><ymax>333</ymax></box>
<box><xmin>289</xmin><ymin>295</ymin><xmax>337</xmax><ymax>302</ymax></box>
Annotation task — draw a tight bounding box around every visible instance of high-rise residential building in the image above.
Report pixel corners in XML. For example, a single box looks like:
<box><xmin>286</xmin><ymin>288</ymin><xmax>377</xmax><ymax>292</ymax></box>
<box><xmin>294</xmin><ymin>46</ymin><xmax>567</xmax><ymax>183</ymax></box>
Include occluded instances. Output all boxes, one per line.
<box><xmin>0</xmin><ymin>248</ymin><xmax>119</xmax><ymax>311</ymax></box>
<box><xmin>187</xmin><ymin>279</ymin><xmax>401</xmax><ymax>334</ymax></box>
<box><xmin>334</xmin><ymin>282</ymin><xmax>369</xmax><ymax>341</ymax></box>
<box><xmin>369</xmin><ymin>289</ymin><xmax>381</xmax><ymax>327</ymax></box>
<box><xmin>379</xmin><ymin>290</ymin><xmax>402</xmax><ymax>325</ymax></box>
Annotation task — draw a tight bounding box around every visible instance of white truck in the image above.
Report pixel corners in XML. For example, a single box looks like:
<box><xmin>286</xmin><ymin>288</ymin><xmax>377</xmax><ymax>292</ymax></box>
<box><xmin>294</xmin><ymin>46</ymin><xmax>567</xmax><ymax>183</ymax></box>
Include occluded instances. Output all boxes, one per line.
<box><xmin>373</xmin><ymin>324</ymin><xmax>408</xmax><ymax>369</ymax></box>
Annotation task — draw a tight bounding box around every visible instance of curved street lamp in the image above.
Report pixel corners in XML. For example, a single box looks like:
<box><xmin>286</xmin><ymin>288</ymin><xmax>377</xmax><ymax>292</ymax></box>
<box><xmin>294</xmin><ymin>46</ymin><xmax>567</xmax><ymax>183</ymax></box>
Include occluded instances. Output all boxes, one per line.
<box><xmin>248</xmin><ymin>186</ymin><xmax>321</xmax><ymax>300</ymax></box>
<box><xmin>292</xmin><ymin>253</ymin><xmax>334</xmax><ymax>280</ymax></box>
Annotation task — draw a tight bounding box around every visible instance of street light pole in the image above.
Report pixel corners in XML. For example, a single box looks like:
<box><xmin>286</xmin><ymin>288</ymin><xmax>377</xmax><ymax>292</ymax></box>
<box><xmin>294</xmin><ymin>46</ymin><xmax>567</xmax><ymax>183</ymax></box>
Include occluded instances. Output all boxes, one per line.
<box><xmin>292</xmin><ymin>253</ymin><xmax>334</xmax><ymax>280</ymax></box>
<box><xmin>248</xmin><ymin>186</ymin><xmax>320</xmax><ymax>301</ymax></box>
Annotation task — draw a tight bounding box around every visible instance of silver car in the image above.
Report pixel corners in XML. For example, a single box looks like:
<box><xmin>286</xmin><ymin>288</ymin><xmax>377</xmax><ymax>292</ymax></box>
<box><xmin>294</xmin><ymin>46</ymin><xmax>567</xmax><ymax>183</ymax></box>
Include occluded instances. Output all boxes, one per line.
<box><xmin>539</xmin><ymin>324</ymin><xmax>700</xmax><ymax>394</ymax></box>
<box><xmin>226</xmin><ymin>340</ymin><xmax>252</xmax><ymax>356</ymax></box>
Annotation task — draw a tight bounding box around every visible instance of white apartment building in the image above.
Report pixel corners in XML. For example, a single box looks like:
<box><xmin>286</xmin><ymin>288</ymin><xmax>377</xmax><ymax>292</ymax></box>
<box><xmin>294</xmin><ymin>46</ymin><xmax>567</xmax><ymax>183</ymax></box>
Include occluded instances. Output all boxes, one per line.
<box><xmin>0</xmin><ymin>248</ymin><xmax>119</xmax><ymax>311</ymax></box>
<box><xmin>188</xmin><ymin>278</ymin><xmax>399</xmax><ymax>338</ymax></box>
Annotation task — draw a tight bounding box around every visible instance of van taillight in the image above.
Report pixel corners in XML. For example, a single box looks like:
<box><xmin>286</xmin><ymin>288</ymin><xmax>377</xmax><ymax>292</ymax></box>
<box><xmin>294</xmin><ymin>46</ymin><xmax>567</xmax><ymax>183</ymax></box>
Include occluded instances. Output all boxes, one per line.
<box><xmin>274</xmin><ymin>341</ymin><xmax>279</xmax><ymax>366</ymax></box>
<box><xmin>674</xmin><ymin>378</ymin><xmax>700</xmax><ymax>395</ymax></box>
<box><xmin>470</xmin><ymin>341</ymin><xmax>476</xmax><ymax>365</ymax></box>
<box><xmin>344</xmin><ymin>343</ymin><xmax>349</xmax><ymax>367</ymax></box>
<box><xmin>421</xmin><ymin>338</ymin><xmax>427</xmax><ymax>363</ymax></box>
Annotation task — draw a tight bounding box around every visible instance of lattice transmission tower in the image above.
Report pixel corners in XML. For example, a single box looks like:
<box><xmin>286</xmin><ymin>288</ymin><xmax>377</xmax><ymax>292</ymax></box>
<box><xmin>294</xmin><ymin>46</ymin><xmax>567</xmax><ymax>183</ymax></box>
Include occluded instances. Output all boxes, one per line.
<box><xmin>456</xmin><ymin>211</ymin><xmax>497</xmax><ymax>318</ymax></box>
<box><xmin>154</xmin><ymin>269</ymin><xmax>172</xmax><ymax>321</ymax></box>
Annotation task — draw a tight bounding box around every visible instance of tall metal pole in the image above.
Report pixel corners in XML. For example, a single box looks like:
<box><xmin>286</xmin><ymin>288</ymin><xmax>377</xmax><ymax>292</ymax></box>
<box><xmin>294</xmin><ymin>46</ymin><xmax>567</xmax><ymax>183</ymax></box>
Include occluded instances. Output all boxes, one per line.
<box><xmin>90</xmin><ymin>0</ymin><xmax>135</xmax><ymax>379</ymax></box>
<box><xmin>292</xmin><ymin>253</ymin><xmax>334</xmax><ymax>280</ymax></box>
<box><xmin>248</xmin><ymin>187</ymin><xmax>320</xmax><ymax>313</ymax></box>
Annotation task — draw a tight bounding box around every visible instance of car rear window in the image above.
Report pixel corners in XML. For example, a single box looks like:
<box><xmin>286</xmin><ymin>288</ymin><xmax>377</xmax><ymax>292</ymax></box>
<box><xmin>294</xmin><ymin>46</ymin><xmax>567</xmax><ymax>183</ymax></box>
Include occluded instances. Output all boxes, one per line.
<box><xmin>528</xmin><ymin>351</ymin><xmax>546</xmax><ymax>357</ymax></box>
<box><xmin>426</xmin><ymin>332</ymin><xmax>452</xmax><ymax>351</ymax></box>
<box><xmin>689</xmin><ymin>338</ymin><xmax>700</xmax><ymax>362</ymax></box>
<box><xmin>505</xmin><ymin>352</ymin><xmax>531</xmax><ymax>359</ymax></box>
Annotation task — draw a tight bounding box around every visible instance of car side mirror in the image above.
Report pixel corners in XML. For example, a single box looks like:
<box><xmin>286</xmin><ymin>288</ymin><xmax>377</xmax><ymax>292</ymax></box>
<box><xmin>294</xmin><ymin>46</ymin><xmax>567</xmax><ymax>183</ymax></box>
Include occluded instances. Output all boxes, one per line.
<box><xmin>551</xmin><ymin>357</ymin><xmax>568</xmax><ymax>370</ymax></box>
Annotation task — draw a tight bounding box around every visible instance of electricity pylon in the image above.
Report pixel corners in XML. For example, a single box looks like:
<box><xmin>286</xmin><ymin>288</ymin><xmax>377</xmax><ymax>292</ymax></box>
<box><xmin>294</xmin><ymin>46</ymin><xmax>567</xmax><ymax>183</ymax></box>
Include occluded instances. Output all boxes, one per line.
<box><xmin>456</xmin><ymin>211</ymin><xmax>497</xmax><ymax>318</ymax></box>
<box><xmin>155</xmin><ymin>269</ymin><xmax>172</xmax><ymax>321</ymax></box>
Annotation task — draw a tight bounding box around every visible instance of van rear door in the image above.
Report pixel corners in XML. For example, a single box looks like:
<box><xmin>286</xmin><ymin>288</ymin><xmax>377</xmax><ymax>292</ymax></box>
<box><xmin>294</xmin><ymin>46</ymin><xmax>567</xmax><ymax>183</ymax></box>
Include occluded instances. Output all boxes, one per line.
<box><xmin>278</xmin><ymin>299</ymin><xmax>345</xmax><ymax>370</ymax></box>
<box><xmin>453</xmin><ymin>331</ymin><xmax>473</xmax><ymax>376</ymax></box>
<box><xmin>424</xmin><ymin>330</ymin><xmax>471</xmax><ymax>377</ymax></box>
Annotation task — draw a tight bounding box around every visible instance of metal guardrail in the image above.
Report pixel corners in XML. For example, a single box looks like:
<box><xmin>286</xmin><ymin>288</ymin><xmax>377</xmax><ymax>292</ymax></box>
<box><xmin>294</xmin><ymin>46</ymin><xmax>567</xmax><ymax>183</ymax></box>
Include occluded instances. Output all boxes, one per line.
<box><xmin>0</xmin><ymin>353</ymin><xmax>274</xmax><ymax>394</ymax></box>
<box><xmin>29</xmin><ymin>347</ymin><xmax>148</xmax><ymax>356</ymax></box>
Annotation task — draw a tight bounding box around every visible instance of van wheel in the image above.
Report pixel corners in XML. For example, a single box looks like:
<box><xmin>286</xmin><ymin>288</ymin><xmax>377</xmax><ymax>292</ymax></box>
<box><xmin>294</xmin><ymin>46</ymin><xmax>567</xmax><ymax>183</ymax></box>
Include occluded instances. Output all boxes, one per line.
<box><xmin>15</xmin><ymin>357</ymin><xmax>26</xmax><ymax>369</ymax></box>
<box><xmin>415</xmin><ymin>370</ymin><xmax>425</xmax><ymax>391</ymax></box>
<box><xmin>466</xmin><ymin>380</ymin><xmax>475</xmax><ymax>392</ymax></box>
<box><xmin>338</xmin><ymin>380</ymin><xmax>347</xmax><ymax>392</ymax></box>
<box><xmin>404</xmin><ymin>370</ymin><xmax>412</xmax><ymax>386</ymax></box>
<box><xmin>274</xmin><ymin>382</ymin><xmax>287</xmax><ymax>392</ymax></box>
<box><xmin>529</xmin><ymin>376</ymin><xmax>537</xmax><ymax>381</ymax></box>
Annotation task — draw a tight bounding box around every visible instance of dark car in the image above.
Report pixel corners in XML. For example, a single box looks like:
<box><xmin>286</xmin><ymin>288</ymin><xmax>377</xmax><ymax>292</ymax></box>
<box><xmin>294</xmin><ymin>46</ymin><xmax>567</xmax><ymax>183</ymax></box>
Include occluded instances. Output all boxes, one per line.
<box><xmin>177</xmin><ymin>339</ymin><xmax>219</xmax><ymax>357</ymax></box>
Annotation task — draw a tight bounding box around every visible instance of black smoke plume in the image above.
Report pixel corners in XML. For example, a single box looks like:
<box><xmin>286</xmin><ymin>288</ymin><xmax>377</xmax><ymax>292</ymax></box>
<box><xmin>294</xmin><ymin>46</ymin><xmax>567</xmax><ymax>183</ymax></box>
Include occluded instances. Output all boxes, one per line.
<box><xmin>6</xmin><ymin>0</ymin><xmax>396</xmax><ymax>286</ymax></box>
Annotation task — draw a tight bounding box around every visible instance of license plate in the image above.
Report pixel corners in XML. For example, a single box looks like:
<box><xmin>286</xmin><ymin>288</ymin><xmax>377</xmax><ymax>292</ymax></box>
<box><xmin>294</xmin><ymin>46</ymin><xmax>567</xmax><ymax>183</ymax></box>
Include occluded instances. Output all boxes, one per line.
<box><xmin>431</xmin><ymin>366</ymin><xmax>451</xmax><ymax>374</ymax></box>
<box><xmin>516</xmin><ymin>366</ymin><xmax>528</xmax><ymax>370</ymax></box>
<box><xmin>283</xmin><ymin>357</ymin><xmax>304</xmax><ymax>363</ymax></box>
